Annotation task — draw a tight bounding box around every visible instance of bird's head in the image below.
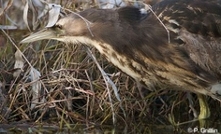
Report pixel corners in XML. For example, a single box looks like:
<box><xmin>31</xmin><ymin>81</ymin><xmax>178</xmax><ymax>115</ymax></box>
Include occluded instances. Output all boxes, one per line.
<box><xmin>20</xmin><ymin>7</ymin><xmax>149</xmax><ymax>46</ymax></box>
<box><xmin>21</xmin><ymin>8</ymin><xmax>106</xmax><ymax>44</ymax></box>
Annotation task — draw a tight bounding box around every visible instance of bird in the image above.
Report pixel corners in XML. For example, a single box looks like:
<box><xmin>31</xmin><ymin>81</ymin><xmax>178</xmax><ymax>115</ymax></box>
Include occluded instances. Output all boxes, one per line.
<box><xmin>21</xmin><ymin>0</ymin><xmax>221</xmax><ymax>119</ymax></box>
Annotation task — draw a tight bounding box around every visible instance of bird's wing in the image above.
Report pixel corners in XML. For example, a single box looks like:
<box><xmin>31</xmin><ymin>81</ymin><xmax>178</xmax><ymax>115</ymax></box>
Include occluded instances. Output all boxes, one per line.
<box><xmin>153</xmin><ymin>0</ymin><xmax>221</xmax><ymax>77</ymax></box>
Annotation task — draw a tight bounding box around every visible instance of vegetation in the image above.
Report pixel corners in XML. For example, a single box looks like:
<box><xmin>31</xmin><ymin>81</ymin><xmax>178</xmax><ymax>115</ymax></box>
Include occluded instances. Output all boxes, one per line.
<box><xmin>0</xmin><ymin>0</ymin><xmax>220</xmax><ymax>133</ymax></box>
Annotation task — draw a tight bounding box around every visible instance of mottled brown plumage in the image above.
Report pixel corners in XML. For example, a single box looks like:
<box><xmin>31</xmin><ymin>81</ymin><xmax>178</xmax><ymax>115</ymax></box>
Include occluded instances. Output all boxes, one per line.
<box><xmin>21</xmin><ymin>0</ymin><xmax>221</xmax><ymax>102</ymax></box>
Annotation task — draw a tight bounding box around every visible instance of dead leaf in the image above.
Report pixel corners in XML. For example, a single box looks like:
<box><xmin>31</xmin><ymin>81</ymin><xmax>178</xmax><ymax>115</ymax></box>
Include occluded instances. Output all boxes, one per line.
<box><xmin>23</xmin><ymin>1</ymin><xmax>30</xmax><ymax>31</ymax></box>
<box><xmin>32</xmin><ymin>0</ymin><xmax>44</xmax><ymax>9</ymax></box>
<box><xmin>29</xmin><ymin>67</ymin><xmax>41</xmax><ymax>110</ymax></box>
<box><xmin>46</xmin><ymin>4</ymin><xmax>61</xmax><ymax>28</ymax></box>
<box><xmin>13</xmin><ymin>50</ymin><xmax>24</xmax><ymax>78</ymax></box>
<box><xmin>0</xmin><ymin>25</ymin><xmax>17</xmax><ymax>30</ymax></box>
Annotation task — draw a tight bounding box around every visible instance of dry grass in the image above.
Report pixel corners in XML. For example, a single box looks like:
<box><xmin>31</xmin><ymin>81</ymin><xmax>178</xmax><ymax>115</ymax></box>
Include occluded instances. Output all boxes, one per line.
<box><xmin>0</xmin><ymin>0</ymin><xmax>220</xmax><ymax>133</ymax></box>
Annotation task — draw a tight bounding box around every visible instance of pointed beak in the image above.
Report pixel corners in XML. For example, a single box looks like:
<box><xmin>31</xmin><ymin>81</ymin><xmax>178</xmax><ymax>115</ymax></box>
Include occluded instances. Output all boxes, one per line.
<box><xmin>20</xmin><ymin>28</ymin><xmax>57</xmax><ymax>43</ymax></box>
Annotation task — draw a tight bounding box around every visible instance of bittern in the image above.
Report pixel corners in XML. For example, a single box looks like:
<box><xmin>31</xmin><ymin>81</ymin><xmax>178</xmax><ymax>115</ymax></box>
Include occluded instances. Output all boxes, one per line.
<box><xmin>21</xmin><ymin>0</ymin><xmax>221</xmax><ymax>119</ymax></box>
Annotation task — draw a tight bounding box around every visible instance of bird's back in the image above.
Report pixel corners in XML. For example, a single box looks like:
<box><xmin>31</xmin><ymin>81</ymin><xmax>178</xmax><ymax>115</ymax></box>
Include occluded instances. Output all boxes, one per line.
<box><xmin>104</xmin><ymin>0</ymin><xmax>221</xmax><ymax>99</ymax></box>
<box><xmin>152</xmin><ymin>0</ymin><xmax>221</xmax><ymax>73</ymax></box>
<box><xmin>146</xmin><ymin>0</ymin><xmax>221</xmax><ymax>99</ymax></box>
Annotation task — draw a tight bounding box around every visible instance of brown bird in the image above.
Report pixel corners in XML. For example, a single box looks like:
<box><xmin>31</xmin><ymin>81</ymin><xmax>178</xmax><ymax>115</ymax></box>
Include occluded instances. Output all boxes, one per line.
<box><xmin>21</xmin><ymin>0</ymin><xmax>221</xmax><ymax>119</ymax></box>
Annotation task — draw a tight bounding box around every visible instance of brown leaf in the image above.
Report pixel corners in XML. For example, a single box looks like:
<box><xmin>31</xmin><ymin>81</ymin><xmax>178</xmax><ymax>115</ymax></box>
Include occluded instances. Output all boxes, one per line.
<box><xmin>13</xmin><ymin>50</ymin><xmax>24</xmax><ymax>78</ymax></box>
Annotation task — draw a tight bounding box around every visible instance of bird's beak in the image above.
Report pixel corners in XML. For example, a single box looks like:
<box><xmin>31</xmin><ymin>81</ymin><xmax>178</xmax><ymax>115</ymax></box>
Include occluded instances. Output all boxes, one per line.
<box><xmin>20</xmin><ymin>28</ymin><xmax>57</xmax><ymax>43</ymax></box>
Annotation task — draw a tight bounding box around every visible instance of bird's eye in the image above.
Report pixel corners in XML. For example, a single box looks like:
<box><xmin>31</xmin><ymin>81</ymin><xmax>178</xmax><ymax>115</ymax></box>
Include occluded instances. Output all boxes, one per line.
<box><xmin>56</xmin><ymin>24</ymin><xmax>63</xmax><ymax>29</ymax></box>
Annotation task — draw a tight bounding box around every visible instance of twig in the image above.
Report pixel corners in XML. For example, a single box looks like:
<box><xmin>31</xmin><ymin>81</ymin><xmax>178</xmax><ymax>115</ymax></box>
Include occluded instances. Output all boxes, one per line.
<box><xmin>86</xmin><ymin>47</ymin><xmax>126</xmax><ymax>125</ymax></box>
<box><xmin>86</xmin><ymin>47</ymin><xmax>116</xmax><ymax>124</ymax></box>
<box><xmin>143</xmin><ymin>4</ymin><xmax>171</xmax><ymax>44</ymax></box>
<box><xmin>1</xmin><ymin>29</ymin><xmax>33</xmax><ymax>68</ymax></box>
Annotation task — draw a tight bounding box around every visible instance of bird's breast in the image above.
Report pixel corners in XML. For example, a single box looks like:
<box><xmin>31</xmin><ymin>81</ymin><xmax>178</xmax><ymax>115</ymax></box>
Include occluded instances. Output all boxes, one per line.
<box><xmin>67</xmin><ymin>36</ymin><xmax>216</xmax><ymax>96</ymax></box>
<box><xmin>87</xmin><ymin>38</ymin><xmax>201</xmax><ymax>91</ymax></box>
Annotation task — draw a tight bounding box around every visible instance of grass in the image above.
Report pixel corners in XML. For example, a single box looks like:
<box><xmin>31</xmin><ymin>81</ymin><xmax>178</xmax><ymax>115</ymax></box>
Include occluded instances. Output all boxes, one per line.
<box><xmin>0</xmin><ymin>0</ymin><xmax>220</xmax><ymax>133</ymax></box>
